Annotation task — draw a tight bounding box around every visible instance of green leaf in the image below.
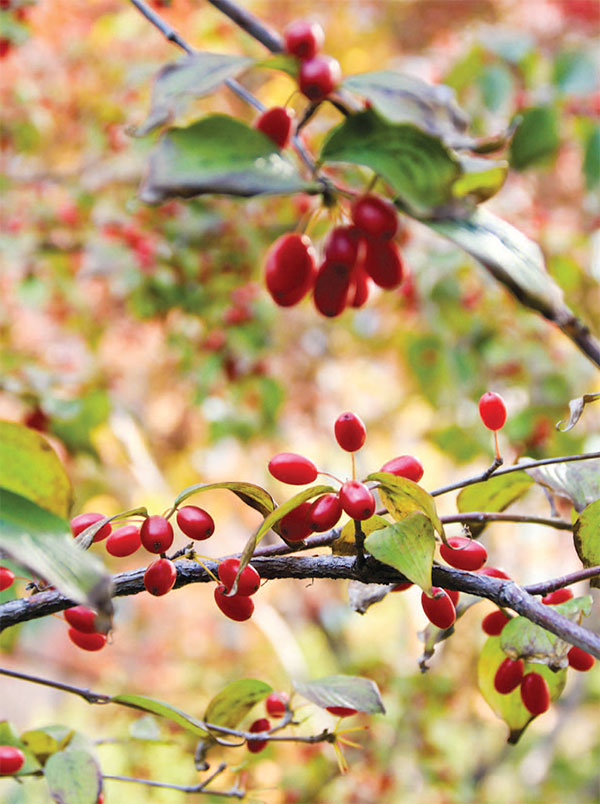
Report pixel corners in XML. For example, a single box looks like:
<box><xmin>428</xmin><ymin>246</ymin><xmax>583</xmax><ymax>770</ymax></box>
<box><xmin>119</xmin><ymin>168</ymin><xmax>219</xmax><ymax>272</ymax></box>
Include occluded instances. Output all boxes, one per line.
<box><xmin>478</xmin><ymin>636</ymin><xmax>567</xmax><ymax>744</ymax></box>
<box><xmin>74</xmin><ymin>507</ymin><xmax>148</xmax><ymax>551</ymax></box>
<box><xmin>0</xmin><ymin>489</ymin><xmax>113</xmax><ymax>619</ymax></box>
<box><xmin>553</xmin><ymin>51</ymin><xmax>598</xmax><ymax>96</ymax></box>
<box><xmin>20</xmin><ymin>726</ymin><xmax>74</xmax><ymax>763</ymax></box>
<box><xmin>583</xmin><ymin>124</ymin><xmax>600</xmax><ymax>190</ymax></box>
<box><xmin>320</xmin><ymin>108</ymin><xmax>461</xmax><ymax>216</ymax></box>
<box><xmin>509</xmin><ymin>106</ymin><xmax>560</xmax><ymax>170</ymax></box>
<box><xmin>573</xmin><ymin>500</ymin><xmax>600</xmax><ymax>588</ymax></box>
<box><xmin>526</xmin><ymin>458</ymin><xmax>600</xmax><ymax>513</ymax></box>
<box><xmin>135</xmin><ymin>52</ymin><xmax>255</xmax><ymax>136</ymax></box>
<box><xmin>47</xmin><ymin>390</ymin><xmax>110</xmax><ymax>457</ymax></box>
<box><xmin>478</xmin><ymin>64</ymin><xmax>513</xmax><ymax>112</ymax></box>
<box><xmin>293</xmin><ymin>675</ymin><xmax>385</xmax><ymax>715</ymax></box>
<box><xmin>44</xmin><ymin>749</ymin><xmax>101</xmax><ymax>804</ymax></box>
<box><xmin>110</xmin><ymin>694</ymin><xmax>208</xmax><ymax>737</ymax></box>
<box><xmin>204</xmin><ymin>679</ymin><xmax>272</xmax><ymax>730</ymax></box>
<box><xmin>367</xmin><ymin>472</ymin><xmax>443</xmax><ymax>537</ymax></box>
<box><xmin>255</xmin><ymin>53</ymin><xmax>299</xmax><ymax>79</ymax></box>
<box><xmin>457</xmin><ymin>473</ymin><xmax>533</xmax><ymax>535</ymax></box>
<box><xmin>0</xmin><ymin>721</ymin><xmax>41</xmax><ymax>775</ymax></box>
<box><xmin>0</xmin><ymin>420</ymin><xmax>73</xmax><ymax>518</ymax></box>
<box><xmin>556</xmin><ymin>392</ymin><xmax>600</xmax><ymax>432</ymax></box>
<box><xmin>364</xmin><ymin>513</ymin><xmax>435</xmax><ymax>594</ymax></box>
<box><xmin>452</xmin><ymin>154</ymin><xmax>508</xmax><ymax>202</ymax></box>
<box><xmin>333</xmin><ymin>514</ymin><xmax>389</xmax><ymax>556</ymax></box>
<box><xmin>173</xmin><ymin>481</ymin><xmax>275</xmax><ymax>520</ymax></box>
<box><xmin>140</xmin><ymin>115</ymin><xmax>317</xmax><ymax>204</ymax></box>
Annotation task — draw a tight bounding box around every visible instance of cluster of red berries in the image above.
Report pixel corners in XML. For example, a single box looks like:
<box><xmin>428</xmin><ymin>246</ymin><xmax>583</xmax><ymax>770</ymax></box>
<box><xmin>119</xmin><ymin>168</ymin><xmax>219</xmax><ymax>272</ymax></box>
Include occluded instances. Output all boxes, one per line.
<box><xmin>264</xmin><ymin>194</ymin><xmax>405</xmax><ymax>317</ymax></box>
<box><xmin>268</xmin><ymin>411</ymin><xmax>424</xmax><ymax>542</ymax></box>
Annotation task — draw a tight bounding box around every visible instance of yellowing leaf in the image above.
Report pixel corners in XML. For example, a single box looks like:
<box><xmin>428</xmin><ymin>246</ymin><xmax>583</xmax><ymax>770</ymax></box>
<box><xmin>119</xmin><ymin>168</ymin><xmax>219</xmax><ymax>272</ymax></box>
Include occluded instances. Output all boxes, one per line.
<box><xmin>364</xmin><ymin>513</ymin><xmax>435</xmax><ymax>593</ymax></box>
<box><xmin>367</xmin><ymin>472</ymin><xmax>444</xmax><ymax>537</ymax></box>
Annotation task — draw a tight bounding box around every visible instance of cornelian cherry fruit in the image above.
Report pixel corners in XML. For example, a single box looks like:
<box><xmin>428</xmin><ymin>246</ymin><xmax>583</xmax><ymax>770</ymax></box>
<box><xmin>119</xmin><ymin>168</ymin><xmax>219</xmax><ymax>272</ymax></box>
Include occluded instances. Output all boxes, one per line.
<box><xmin>106</xmin><ymin>524</ymin><xmax>141</xmax><ymax>557</ymax></box>
<box><xmin>68</xmin><ymin>628</ymin><xmax>107</xmax><ymax>652</ymax></box>
<box><xmin>299</xmin><ymin>55</ymin><xmax>341</xmax><ymax>102</ymax></box>
<box><xmin>421</xmin><ymin>587</ymin><xmax>456</xmax><ymax>630</ymax></box>
<box><xmin>326</xmin><ymin>706</ymin><xmax>357</xmax><ymax>717</ymax></box>
<box><xmin>284</xmin><ymin>20</ymin><xmax>324</xmax><ymax>60</ymax></box>
<box><xmin>280</xmin><ymin>501</ymin><xmax>313</xmax><ymax>542</ymax></box>
<box><xmin>247</xmin><ymin>717</ymin><xmax>270</xmax><ymax>753</ymax></box>
<box><xmin>520</xmin><ymin>672</ymin><xmax>550</xmax><ymax>715</ymax></box>
<box><xmin>379</xmin><ymin>455</ymin><xmax>424</xmax><ymax>483</ymax></box>
<box><xmin>482</xmin><ymin>610</ymin><xmax>511</xmax><ymax>636</ymax></box>
<box><xmin>363</xmin><ymin>239</ymin><xmax>403</xmax><ymax>289</ymax></box>
<box><xmin>255</xmin><ymin>106</ymin><xmax>293</xmax><ymax>149</ymax></box>
<box><xmin>70</xmin><ymin>512</ymin><xmax>112</xmax><ymax>543</ymax></box>
<box><xmin>440</xmin><ymin>536</ymin><xmax>487</xmax><ymax>571</ymax></box>
<box><xmin>324</xmin><ymin>226</ymin><xmax>361</xmax><ymax>268</ymax></box>
<box><xmin>268</xmin><ymin>452</ymin><xmax>318</xmax><ymax>485</ymax></box>
<box><xmin>567</xmin><ymin>646</ymin><xmax>595</xmax><ymax>671</ymax></box>
<box><xmin>176</xmin><ymin>506</ymin><xmax>215</xmax><ymax>540</ymax></box>
<box><xmin>0</xmin><ymin>567</ymin><xmax>15</xmax><ymax>591</ymax></box>
<box><xmin>334</xmin><ymin>411</ymin><xmax>366</xmax><ymax>452</ymax></box>
<box><xmin>64</xmin><ymin>606</ymin><xmax>98</xmax><ymax>634</ymax></box>
<box><xmin>313</xmin><ymin>260</ymin><xmax>352</xmax><ymax>317</ymax></box>
<box><xmin>339</xmin><ymin>481</ymin><xmax>376</xmax><ymax>521</ymax></box>
<box><xmin>478</xmin><ymin>392</ymin><xmax>507</xmax><ymax>431</ymax></box>
<box><xmin>351</xmin><ymin>195</ymin><xmax>398</xmax><ymax>240</ymax></box>
<box><xmin>140</xmin><ymin>515</ymin><xmax>174</xmax><ymax>554</ymax></box>
<box><xmin>477</xmin><ymin>567</ymin><xmax>510</xmax><ymax>580</ymax></box>
<box><xmin>349</xmin><ymin>265</ymin><xmax>370</xmax><ymax>308</ymax></box>
<box><xmin>266</xmin><ymin>691</ymin><xmax>289</xmax><ymax>717</ymax></box>
<box><xmin>0</xmin><ymin>746</ymin><xmax>25</xmax><ymax>775</ymax></box>
<box><xmin>308</xmin><ymin>493</ymin><xmax>342</xmax><ymax>532</ymax></box>
<box><xmin>214</xmin><ymin>585</ymin><xmax>255</xmax><ymax>621</ymax></box>
<box><xmin>493</xmin><ymin>657</ymin><xmax>524</xmax><ymax>694</ymax></box>
<box><xmin>542</xmin><ymin>588</ymin><xmax>573</xmax><ymax>605</ymax></box>
<box><xmin>444</xmin><ymin>588</ymin><xmax>460</xmax><ymax>606</ymax></box>
<box><xmin>144</xmin><ymin>558</ymin><xmax>177</xmax><ymax>596</ymax></box>
<box><xmin>218</xmin><ymin>558</ymin><xmax>261</xmax><ymax>596</ymax></box>
<box><xmin>265</xmin><ymin>233</ymin><xmax>316</xmax><ymax>307</ymax></box>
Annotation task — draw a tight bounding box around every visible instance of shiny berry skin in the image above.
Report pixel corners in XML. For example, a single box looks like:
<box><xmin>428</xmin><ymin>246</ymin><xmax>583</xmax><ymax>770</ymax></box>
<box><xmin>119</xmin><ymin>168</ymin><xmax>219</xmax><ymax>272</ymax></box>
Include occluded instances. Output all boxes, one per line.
<box><xmin>247</xmin><ymin>718</ymin><xmax>271</xmax><ymax>753</ymax></box>
<box><xmin>339</xmin><ymin>481</ymin><xmax>376</xmax><ymax>521</ymax></box>
<box><xmin>444</xmin><ymin>588</ymin><xmax>460</xmax><ymax>607</ymax></box>
<box><xmin>176</xmin><ymin>506</ymin><xmax>215</xmax><ymax>540</ymax></box>
<box><xmin>70</xmin><ymin>513</ymin><xmax>112</xmax><ymax>543</ymax></box>
<box><xmin>349</xmin><ymin>265</ymin><xmax>370</xmax><ymax>308</ymax></box>
<box><xmin>334</xmin><ymin>411</ymin><xmax>366</xmax><ymax>452</ymax></box>
<box><xmin>0</xmin><ymin>746</ymin><xmax>25</xmax><ymax>775</ymax></box>
<box><xmin>64</xmin><ymin>606</ymin><xmax>97</xmax><ymax>634</ymax></box>
<box><xmin>440</xmin><ymin>536</ymin><xmax>488</xmax><ymax>571</ymax></box>
<box><xmin>265</xmin><ymin>233</ymin><xmax>316</xmax><ymax>307</ymax></box>
<box><xmin>214</xmin><ymin>585</ymin><xmax>255</xmax><ymax>621</ymax></box>
<box><xmin>140</xmin><ymin>516</ymin><xmax>174</xmax><ymax>554</ymax></box>
<box><xmin>542</xmin><ymin>588</ymin><xmax>573</xmax><ymax>605</ymax></box>
<box><xmin>421</xmin><ymin>587</ymin><xmax>456</xmax><ymax>630</ymax></box>
<box><xmin>482</xmin><ymin>610</ymin><xmax>511</xmax><ymax>636</ymax></box>
<box><xmin>326</xmin><ymin>706</ymin><xmax>357</xmax><ymax>717</ymax></box>
<box><xmin>105</xmin><ymin>524</ymin><xmax>142</xmax><ymax>557</ymax></box>
<box><xmin>392</xmin><ymin>581</ymin><xmax>413</xmax><ymax>592</ymax></box>
<box><xmin>268</xmin><ymin>452</ymin><xmax>318</xmax><ymax>485</ymax></box>
<box><xmin>493</xmin><ymin>657</ymin><xmax>524</xmax><ymax>694</ymax></box>
<box><xmin>280</xmin><ymin>501</ymin><xmax>313</xmax><ymax>542</ymax></box>
<box><xmin>218</xmin><ymin>558</ymin><xmax>261</xmax><ymax>596</ymax></box>
<box><xmin>68</xmin><ymin>628</ymin><xmax>107</xmax><ymax>652</ymax></box>
<box><xmin>284</xmin><ymin>20</ymin><xmax>324</xmax><ymax>59</ymax></box>
<box><xmin>313</xmin><ymin>260</ymin><xmax>352</xmax><ymax>317</ymax></box>
<box><xmin>363</xmin><ymin>239</ymin><xmax>403</xmax><ymax>289</ymax></box>
<box><xmin>567</xmin><ymin>646</ymin><xmax>595</xmax><ymax>671</ymax></box>
<box><xmin>144</xmin><ymin>558</ymin><xmax>177</xmax><ymax>596</ymax></box>
<box><xmin>0</xmin><ymin>567</ymin><xmax>15</xmax><ymax>591</ymax></box>
<box><xmin>255</xmin><ymin>106</ymin><xmax>294</xmax><ymax>149</ymax></box>
<box><xmin>308</xmin><ymin>493</ymin><xmax>342</xmax><ymax>532</ymax></box>
<box><xmin>478</xmin><ymin>567</ymin><xmax>511</xmax><ymax>580</ymax></box>
<box><xmin>379</xmin><ymin>455</ymin><xmax>424</xmax><ymax>483</ymax></box>
<box><xmin>351</xmin><ymin>195</ymin><xmax>398</xmax><ymax>240</ymax></box>
<box><xmin>324</xmin><ymin>226</ymin><xmax>360</xmax><ymax>268</ymax></box>
<box><xmin>266</xmin><ymin>691</ymin><xmax>289</xmax><ymax>718</ymax></box>
<box><xmin>299</xmin><ymin>55</ymin><xmax>341</xmax><ymax>102</ymax></box>
<box><xmin>478</xmin><ymin>392</ymin><xmax>507</xmax><ymax>431</ymax></box>
<box><xmin>520</xmin><ymin>672</ymin><xmax>550</xmax><ymax>715</ymax></box>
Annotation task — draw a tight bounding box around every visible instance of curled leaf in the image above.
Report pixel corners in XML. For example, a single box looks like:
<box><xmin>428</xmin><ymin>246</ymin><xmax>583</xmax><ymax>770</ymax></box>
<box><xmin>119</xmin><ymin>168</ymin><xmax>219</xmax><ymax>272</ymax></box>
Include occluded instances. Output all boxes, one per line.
<box><xmin>556</xmin><ymin>392</ymin><xmax>600</xmax><ymax>432</ymax></box>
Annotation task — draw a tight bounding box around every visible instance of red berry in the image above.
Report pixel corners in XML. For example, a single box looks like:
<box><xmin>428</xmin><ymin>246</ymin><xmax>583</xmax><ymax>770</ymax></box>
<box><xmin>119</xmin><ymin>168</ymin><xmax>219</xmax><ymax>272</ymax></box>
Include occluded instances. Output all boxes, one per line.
<box><xmin>567</xmin><ymin>646</ymin><xmax>595</xmax><ymax>671</ymax></box>
<box><xmin>363</xmin><ymin>239</ymin><xmax>403</xmax><ymax>289</ymax></box>
<box><xmin>478</xmin><ymin>567</ymin><xmax>511</xmax><ymax>580</ymax></box>
<box><xmin>214</xmin><ymin>584</ymin><xmax>255</xmax><ymax>622</ymax></box>
<box><xmin>313</xmin><ymin>260</ymin><xmax>352</xmax><ymax>317</ymax></box>
<box><xmin>70</xmin><ymin>513</ymin><xmax>112</xmax><ymax>543</ymax></box>
<box><xmin>478</xmin><ymin>392</ymin><xmax>507</xmax><ymax>431</ymax></box>
<box><xmin>334</xmin><ymin>411</ymin><xmax>366</xmax><ymax>452</ymax></box>
<box><xmin>105</xmin><ymin>524</ymin><xmax>142</xmax><ymax>557</ymax></box>
<box><xmin>440</xmin><ymin>536</ymin><xmax>488</xmax><ymax>571</ymax></box>
<box><xmin>351</xmin><ymin>195</ymin><xmax>398</xmax><ymax>240</ymax></box>
<box><xmin>284</xmin><ymin>20</ymin><xmax>324</xmax><ymax>60</ymax></box>
<box><xmin>176</xmin><ymin>506</ymin><xmax>215</xmax><ymax>540</ymax></box>
<box><xmin>144</xmin><ymin>558</ymin><xmax>177</xmax><ymax>596</ymax></box>
<box><xmin>68</xmin><ymin>628</ymin><xmax>107</xmax><ymax>652</ymax></box>
<box><xmin>268</xmin><ymin>452</ymin><xmax>318</xmax><ymax>485</ymax></box>
<box><xmin>482</xmin><ymin>610</ymin><xmax>511</xmax><ymax>636</ymax></box>
<box><xmin>325</xmin><ymin>706</ymin><xmax>357</xmax><ymax>717</ymax></box>
<box><xmin>444</xmin><ymin>588</ymin><xmax>460</xmax><ymax>606</ymax></box>
<box><xmin>339</xmin><ymin>481</ymin><xmax>376</xmax><ymax>521</ymax></box>
<box><xmin>0</xmin><ymin>567</ymin><xmax>15</xmax><ymax>591</ymax></box>
<box><xmin>324</xmin><ymin>226</ymin><xmax>361</xmax><ymax>268</ymax></box>
<box><xmin>421</xmin><ymin>587</ymin><xmax>456</xmax><ymax>630</ymax></box>
<box><xmin>64</xmin><ymin>606</ymin><xmax>98</xmax><ymax>634</ymax></box>
<box><xmin>247</xmin><ymin>717</ymin><xmax>271</xmax><ymax>753</ymax></box>
<box><xmin>493</xmin><ymin>657</ymin><xmax>524</xmax><ymax>694</ymax></box>
<box><xmin>392</xmin><ymin>581</ymin><xmax>413</xmax><ymax>592</ymax></box>
<box><xmin>520</xmin><ymin>672</ymin><xmax>550</xmax><ymax>715</ymax></box>
<box><xmin>266</xmin><ymin>691</ymin><xmax>289</xmax><ymax>718</ymax></box>
<box><xmin>255</xmin><ymin>106</ymin><xmax>294</xmax><ymax>149</ymax></box>
<box><xmin>0</xmin><ymin>746</ymin><xmax>25</xmax><ymax>775</ymax></box>
<box><xmin>218</xmin><ymin>558</ymin><xmax>261</xmax><ymax>596</ymax></box>
<box><xmin>349</xmin><ymin>264</ymin><xmax>370</xmax><ymax>308</ymax></box>
<box><xmin>265</xmin><ymin>233</ymin><xmax>316</xmax><ymax>307</ymax></box>
<box><xmin>140</xmin><ymin>516</ymin><xmax>174</xmax><ymax>554</ymax></box>
<box><xmin>308</xmin><ymin>493</ymin><xmax>342</xmax><ymax>532</ymax></box>
<box><xmin>541</xmin><ymin>588</ymin><xmax>574</xmax><ymax>605</ymax></box>
<box><xmin>280</xmin><ymin>501</ymin><xmax>314</xmax><ymax>542</ymax></box>
<box><xmin>299</xmin><ymin>55</ymin><xmax>341</xmax><ymax>102</ymax></box>
<box><xmin>0</xmin><ymin>40</ymin><xmax>12</xmax><ymax>60</ymax></box>
<box><xmin>379</xmin><ymin>455</ymin><xmax>424</xmax><ymax>483</ymax></box>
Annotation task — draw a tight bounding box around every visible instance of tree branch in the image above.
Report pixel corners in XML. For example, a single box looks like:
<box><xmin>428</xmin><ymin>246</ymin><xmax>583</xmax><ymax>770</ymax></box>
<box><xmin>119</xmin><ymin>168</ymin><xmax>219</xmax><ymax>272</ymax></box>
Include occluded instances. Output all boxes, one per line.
<box><xmin>204</xmin><ymin>0</ymin><xmax>283</xmax><ymax>53</ymax></box>
<box><xmin>524</xmin><ymin>566</ymin><xmax>600</xmax><ymax>595</ymax></box>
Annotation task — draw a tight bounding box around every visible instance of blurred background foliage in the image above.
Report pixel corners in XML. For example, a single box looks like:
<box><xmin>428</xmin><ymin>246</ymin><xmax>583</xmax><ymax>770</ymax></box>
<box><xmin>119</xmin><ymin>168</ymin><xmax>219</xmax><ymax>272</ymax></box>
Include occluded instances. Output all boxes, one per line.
<box><xmin>0</xmin><ymin>0</ymin><xmax>599</xmax><ymax>802</ymax></box>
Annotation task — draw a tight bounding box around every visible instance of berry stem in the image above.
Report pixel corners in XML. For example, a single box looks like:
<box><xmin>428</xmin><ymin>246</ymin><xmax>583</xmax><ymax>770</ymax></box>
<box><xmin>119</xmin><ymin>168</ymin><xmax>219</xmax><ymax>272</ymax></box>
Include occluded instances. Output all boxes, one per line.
<box><xmin>494</xmin><ymin>430</ymin><xmax>501</xmax><ymax>460</ymax></box>
<box><xmin>317</xmin><ymin>470</ymin><xmax>343</xmax><ymax>485</ymax></box>
<box><xmin>351</xmin><ymin>453</ymin><xmax>356</xmax><ymax>482</ymax></box>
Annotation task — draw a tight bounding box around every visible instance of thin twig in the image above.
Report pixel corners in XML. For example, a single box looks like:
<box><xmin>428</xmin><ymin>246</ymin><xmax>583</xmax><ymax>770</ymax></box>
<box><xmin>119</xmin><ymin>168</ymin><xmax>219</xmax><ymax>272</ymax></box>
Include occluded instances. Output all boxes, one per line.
<box><xmin>103</xmin><ymin>764</ymin><xmax>243</xmax><ymax>798</ymax></box>
<box><xmin>524</xmin><ymin>566</ymin><xmax>600</xmax><ymax>595</ymax></box>
<box><xmin>441</xmin><ymin>512</ymin><xmax>573</xmax><ymax>531</ymax></box>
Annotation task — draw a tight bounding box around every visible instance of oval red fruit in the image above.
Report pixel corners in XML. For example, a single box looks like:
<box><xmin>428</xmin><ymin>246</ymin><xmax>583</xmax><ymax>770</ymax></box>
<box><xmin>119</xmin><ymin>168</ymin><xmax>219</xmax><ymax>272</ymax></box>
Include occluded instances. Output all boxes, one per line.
<box><xmin>255</xmin><ymin>106</ymin><xmax>294</xmax><ymax>149</ymax></box>
<box><xmin>478</xmin><ymin>392</ymin><xmax>507</xmax><ymax>431</ymax></box>
<box><xmin>176</xmin><ymin>506</ymin><xmax>215</xmax><ymax>540</ymax></box>
<box><xmin>280</xmin><ymin>501</ymin><xmax>314</xmax><ymax>542</ymax></box>
<box><xmin>265</xmin><ymin>233</ymin><xmax>316</xmax><ymax>305</ymax></box>
<box><xmin>339</xmin><ymin>481</ymin><xmax>376</xmax><ymax>521</ymax></box>
<box><xmin>70</xmin><ymin>512</ymin><xmax>112</xmax><ymax>543</ymax></box>
<box><xmin>334</xmin><ymin>411</ymin><xmax>366</xmax><ymax>452</ymax></box>
<box><xmin>284</xmin><ymin>20</ymin><xmax>324</xmax><ymax>60</ymax></box>
<box><xmin>299</xmin><ymin>55</ymin><xmax>341</xmax><ymax>102</ymax></box>
<box><xmin>214</xmin><ymin>584</ymin><xmax>255</xmax><ymax>622</ymax></box>
<box><xmin>144</xmin><ymin>558</ymin><xmax>177</xmax><ymax>596</ymax></box>
<box><xmin>349</xmin><ymin>264</ymin><xmax>370</xmax><ymax>308</ymax></box>
<box><xmin>520</xmin><ymin>672</ymin><xmax>550</xmax><ymax>715</ymax></box>
<box><xmin>325</xmin><ymin>706</ymin><xmax>358</xmax><ymax>717</ymax></box>
<box><xmin>247</xmin><ymin>717</ymin><xmax>271</xmax><ymax>753</ymax></box>
<box><xmin>444</xmin><ymin>588</ymin><xmax>460</xmax><ymax>606</ymax></box>
<box><xmin>477</xmin><ymin>567</ymin><xmax>511</xmax><ymax>580</ymax></box>
<box><xmin>68</xmin><ymin>628</ymin><xmax>107</xmax><ymax>652</ymax></box>
<box><xmin>0</xmin><ymin>745</ymin><xmax>25</xmax><ymax>775</ymax></box>
<box><xmin>351</xmin><ymin>195</ymin><xmax>398</xmax><ymax>240</ymax></box>
<box><xmin>481</xmin><ymin>609</ymin><xmax>511</xmax><ymax>636</ymax></box>
<box><xmin>64</xmin><ymin>606</ymin><xmax>98</xmax><ymax>634</ymax></box>
<box><xmin>105</xmin><ymin>524</ymin><xmax>142</xmax><ymax>557</ymax></box>
<box><xmin>313</xmin><ymin>260</ymin><xmax>352</xmax><ymax>317</ymax></box>
<box><xmin>218</xmin><ymin>558</ymin><xmax>261</xmax><ymax>596</ymax></box>
<box><xmin>421</xmin><ymin>587</ymin><xmax>456</xmax><ymax>630</ymax></box>
<box><xmin>440</xmin><ymin>536</ymin><xmax>487</xmax><ymax>571</ymax></box>
<box><xmin>266</xmin><ymin>691</ymin><xmax>289</xmax><ymax>718</ymax></box>
<box><xmin>0</xmin><ymin>567</ymin><xmax>15</xmax><ymax>591</ymax></box>
<box><xmin>379</xmin><ymin>455</ymin><xmax>424</xmax><ymax>483</ymax></box>
<box><xmin>308</xmin><ymin>493</ymin><xmax>342</xmax><ymax>532</ymax></box>
<box><xmin>324</xmin><ymin>226</ymin><xmax>360</xmax><ymax>267</ymax></box>
<box><xmin>363</xmin><ymin>239</ymin><xmax>403</xmax><ymax>289</ymax></box>
<box><xmin>268</xmin><ymin>452</ymin><xmax>318</xmax><ymax>485</ymax></box>
<box><xmin>140</xmin><ymin>515</ymin><xmax>174</xmax><ymax>554</ymax></box>
<box><xmin>493</xmin><ymin>657</ymin><xmax>524</xmax><ymax>694</ymax></box>
<box><xmin>567</xmin><ymin>645</ymin><xmax>595</xmax><ymax>671</ymax></box>
<box><xmin>541</xmin><ymin>588</ymin><xmax>573</xmax><ymax>605</ymax></box>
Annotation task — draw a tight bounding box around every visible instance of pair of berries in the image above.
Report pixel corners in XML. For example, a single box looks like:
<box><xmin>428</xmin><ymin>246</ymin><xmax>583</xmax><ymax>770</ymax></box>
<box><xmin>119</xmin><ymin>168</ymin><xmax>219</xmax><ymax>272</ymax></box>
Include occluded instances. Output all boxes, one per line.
<box><xmin>0</xmin><ymin>746</ymin><xmax>25</xmax><ymax>775</ymax></box>
<box><xmin>284</xmin><ymin>20</ymin><xmax>341</xmax><ymax>103</ymax></box>
<box><xmin>494</xmin><ymin>658</ymin><xmax>551</xmax><ymax>715</ymax></box>
<box><xmin>214</xmin><ymin>558</ymin><xmax>261</xmax><ymax>622</ymax></box>
<box><xmin>65</xmin><ymin>606</ymin><xmax>107</xmax><ymax>652</ymax></box>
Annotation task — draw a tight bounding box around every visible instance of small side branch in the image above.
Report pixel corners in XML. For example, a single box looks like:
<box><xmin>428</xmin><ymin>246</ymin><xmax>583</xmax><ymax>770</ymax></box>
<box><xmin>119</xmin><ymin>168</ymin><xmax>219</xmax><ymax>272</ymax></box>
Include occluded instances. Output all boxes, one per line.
<box><xmin>205</xmin><ymin>0</ymin><xmax>283</xmax><ymax>53</ymax></box>
<box><xmin>524</xmin><ymin>566</ymin><xmax>600</xmax><ymax>595</ymax></box>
